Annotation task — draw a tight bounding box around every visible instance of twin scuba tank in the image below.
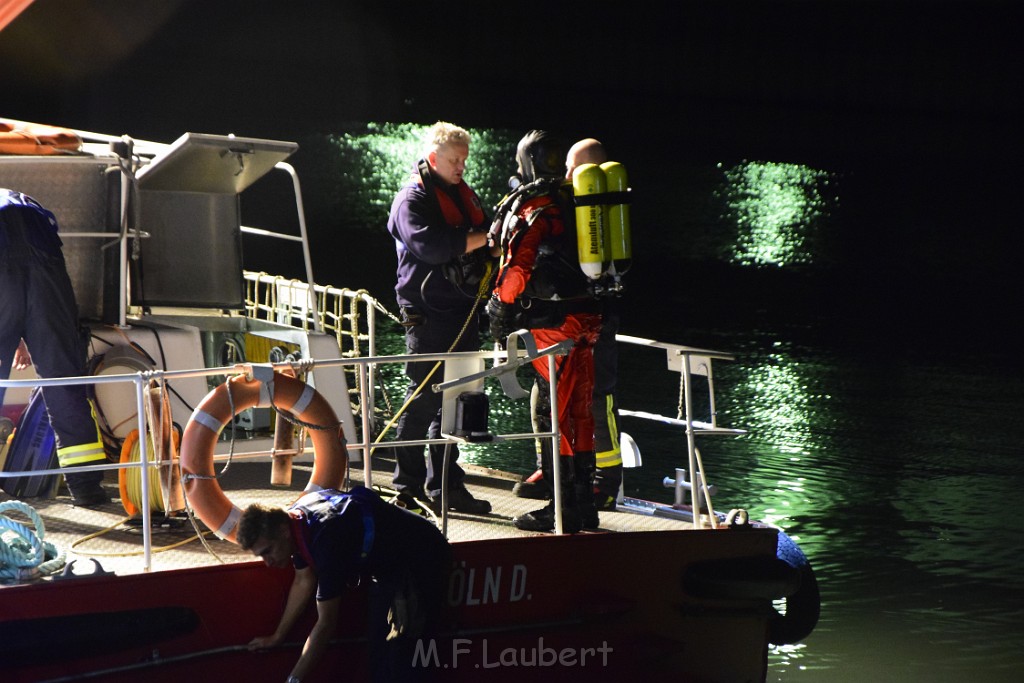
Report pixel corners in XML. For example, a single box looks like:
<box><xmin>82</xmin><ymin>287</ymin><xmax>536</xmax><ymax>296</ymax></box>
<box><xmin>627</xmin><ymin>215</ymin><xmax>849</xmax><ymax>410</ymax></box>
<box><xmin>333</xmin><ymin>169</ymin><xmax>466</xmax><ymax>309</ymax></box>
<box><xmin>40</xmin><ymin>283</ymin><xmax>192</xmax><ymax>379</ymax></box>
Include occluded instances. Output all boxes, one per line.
<box><xmin>571</xmin><ymin>161</ymin><xmax>632</xmax><ymax>291</ymax></box>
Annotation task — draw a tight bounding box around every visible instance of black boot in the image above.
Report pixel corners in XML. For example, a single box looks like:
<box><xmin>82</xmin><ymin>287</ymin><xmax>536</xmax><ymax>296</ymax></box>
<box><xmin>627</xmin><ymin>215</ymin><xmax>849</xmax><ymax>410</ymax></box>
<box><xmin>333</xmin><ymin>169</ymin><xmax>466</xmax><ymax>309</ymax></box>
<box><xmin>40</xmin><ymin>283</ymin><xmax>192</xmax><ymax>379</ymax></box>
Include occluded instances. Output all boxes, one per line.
<box><xmin>593</xmin><ymin>463</ymin><xmax>623</xmax><ymax>512</ymax></box>
<box><xmin>513</xmin><ymin>455</ymin><xmax>580</xmax><ymax>533</ymax></box>
<box><xmin>65</xmin><ymin>468</ymin><xmax>109</xmax><ymax>508</ymax></box>
<box><xmin>575</xmin><ymin>451</ymin><xmax>599</xmax><ymax>530</ymax></box>
<box><xmin>512</xmin><ymin>468</ymin><xmax>551</xmax><ymax>500</ymax></box>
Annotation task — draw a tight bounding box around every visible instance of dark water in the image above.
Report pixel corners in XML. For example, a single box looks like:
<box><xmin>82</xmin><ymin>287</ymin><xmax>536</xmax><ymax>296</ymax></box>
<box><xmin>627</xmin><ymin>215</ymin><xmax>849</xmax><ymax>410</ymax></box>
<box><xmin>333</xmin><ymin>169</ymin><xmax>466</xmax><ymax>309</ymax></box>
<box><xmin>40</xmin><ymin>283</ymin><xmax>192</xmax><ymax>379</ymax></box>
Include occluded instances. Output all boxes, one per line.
<box><xmin>244</xmin><ymin>129</ymin><xmax>1023</xmax><ymax>682</ymax></box>
<box><xmin>643</xmin><ymin>329</ymin><xmax>1023</xmax><ymax>682</ymax></box>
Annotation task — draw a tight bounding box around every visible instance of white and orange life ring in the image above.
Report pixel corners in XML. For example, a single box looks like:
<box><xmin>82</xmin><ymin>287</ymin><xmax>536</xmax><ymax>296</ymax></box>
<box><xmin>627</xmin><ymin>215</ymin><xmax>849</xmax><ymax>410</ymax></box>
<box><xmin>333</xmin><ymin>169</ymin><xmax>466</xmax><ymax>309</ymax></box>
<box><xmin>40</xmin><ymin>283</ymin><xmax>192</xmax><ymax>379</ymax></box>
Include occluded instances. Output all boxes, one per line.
<box><xmin>179</xmin><ymin>368</ymin><xmax>348</xmax><ymax>543</ymax></box>
<box><xmin>0</xmin><ymin>121</ymin><xmax>82</xmax><ymax>155</ymax></box>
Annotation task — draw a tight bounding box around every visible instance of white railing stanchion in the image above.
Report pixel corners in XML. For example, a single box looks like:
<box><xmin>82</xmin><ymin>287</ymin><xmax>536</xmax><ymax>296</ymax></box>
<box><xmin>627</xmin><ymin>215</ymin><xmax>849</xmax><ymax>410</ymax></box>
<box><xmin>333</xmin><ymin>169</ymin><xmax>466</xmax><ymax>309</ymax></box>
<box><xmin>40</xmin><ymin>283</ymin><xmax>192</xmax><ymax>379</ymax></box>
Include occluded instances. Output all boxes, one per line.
<box><xmin>359</xmin><ymin>363</ymin><xmax>373</xmax><ymax>488</ymax></box>
<box><xmin>134</xmin><ymin>374</ymin><xmax>153</xmax><ymax>571</ymax></box>
<box><xmin>548</xmin><ymin>352</ymin><xmax>562</xmax><ymax>535</ymax></box>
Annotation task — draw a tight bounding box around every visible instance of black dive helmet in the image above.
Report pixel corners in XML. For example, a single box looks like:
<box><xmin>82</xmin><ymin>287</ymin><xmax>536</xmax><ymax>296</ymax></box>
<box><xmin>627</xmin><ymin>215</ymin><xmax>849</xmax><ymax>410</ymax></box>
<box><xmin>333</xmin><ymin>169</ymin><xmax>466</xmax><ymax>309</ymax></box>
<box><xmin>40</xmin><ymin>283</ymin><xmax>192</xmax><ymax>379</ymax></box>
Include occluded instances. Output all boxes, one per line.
<box><xmin>513</xmin><ymin>130</ymin><xmax>568</xmax><ymax>186</ymax></box>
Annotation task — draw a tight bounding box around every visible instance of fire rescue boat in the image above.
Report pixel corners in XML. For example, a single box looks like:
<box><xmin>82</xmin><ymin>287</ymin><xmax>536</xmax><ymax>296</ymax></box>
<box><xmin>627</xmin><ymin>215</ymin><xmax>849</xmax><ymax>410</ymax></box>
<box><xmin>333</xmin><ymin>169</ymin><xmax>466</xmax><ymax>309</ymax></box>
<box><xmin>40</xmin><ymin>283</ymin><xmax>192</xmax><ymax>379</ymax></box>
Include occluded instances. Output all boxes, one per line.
<box><xmin>0</xmin><ymin>120</ymin><xmax>818</xmax><ymax>683</ymax></box>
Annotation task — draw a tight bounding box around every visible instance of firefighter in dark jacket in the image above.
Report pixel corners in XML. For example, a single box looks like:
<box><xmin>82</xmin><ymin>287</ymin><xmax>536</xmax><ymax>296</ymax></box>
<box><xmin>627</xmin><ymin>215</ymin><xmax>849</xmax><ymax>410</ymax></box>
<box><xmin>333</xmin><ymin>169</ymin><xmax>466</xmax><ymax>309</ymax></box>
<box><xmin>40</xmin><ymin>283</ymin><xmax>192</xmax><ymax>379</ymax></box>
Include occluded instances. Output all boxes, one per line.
<box><xmin>0</xmin><ymin>189</ymin><xmax>108</xmax><ymax>506</ymax></box>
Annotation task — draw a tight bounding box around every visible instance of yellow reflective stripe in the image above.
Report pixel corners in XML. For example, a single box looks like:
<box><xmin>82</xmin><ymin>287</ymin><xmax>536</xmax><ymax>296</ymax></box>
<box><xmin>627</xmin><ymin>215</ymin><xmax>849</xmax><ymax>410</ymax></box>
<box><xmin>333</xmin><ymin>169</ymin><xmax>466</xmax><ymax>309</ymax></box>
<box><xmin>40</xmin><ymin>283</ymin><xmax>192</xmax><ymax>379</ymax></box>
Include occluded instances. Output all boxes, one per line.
<box><xmin>595</xmin><ymin>394</ymin><xmax>622</xmax><ymax>467</ymax></box>
<box><xmin>57</xmin><ymin>440</ymin><xmax>107</xmax><ymax>466</ymax></box>
<box><xmin>88</xmin><ymin>399</ymin><xmax>104</xmax><ymax>441</ymax></box>
<box><xmin>596</xmin><ymin>449</ymin><xmax>622</xmax><ymax>468</ymax></box>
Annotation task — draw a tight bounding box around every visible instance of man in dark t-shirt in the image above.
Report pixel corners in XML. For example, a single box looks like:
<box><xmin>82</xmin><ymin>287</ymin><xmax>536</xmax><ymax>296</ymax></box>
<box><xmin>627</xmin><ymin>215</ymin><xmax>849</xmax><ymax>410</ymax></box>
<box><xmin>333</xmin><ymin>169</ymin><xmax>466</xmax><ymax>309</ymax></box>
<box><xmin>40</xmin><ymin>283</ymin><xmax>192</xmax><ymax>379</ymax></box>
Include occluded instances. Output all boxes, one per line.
<box><xmin>239</xmin><ymin>487</ymin><xmax>450</xmax><ymax>682</ymax></box>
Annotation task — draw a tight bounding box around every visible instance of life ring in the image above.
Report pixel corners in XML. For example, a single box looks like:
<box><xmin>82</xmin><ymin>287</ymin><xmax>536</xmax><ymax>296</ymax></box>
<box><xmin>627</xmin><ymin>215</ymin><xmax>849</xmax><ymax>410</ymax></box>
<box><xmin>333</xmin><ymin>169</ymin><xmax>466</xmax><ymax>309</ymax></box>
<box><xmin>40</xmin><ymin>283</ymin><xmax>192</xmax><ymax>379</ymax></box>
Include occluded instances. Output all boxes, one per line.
<box><xmin>179</xmin><ymin>369</ymin><xmax>347</xmax><ymax>543</ymax></box>
<box><xmin>0</xmin><ymin>121</ymin><xmax>82</xmax><ymax>155</ymax></box>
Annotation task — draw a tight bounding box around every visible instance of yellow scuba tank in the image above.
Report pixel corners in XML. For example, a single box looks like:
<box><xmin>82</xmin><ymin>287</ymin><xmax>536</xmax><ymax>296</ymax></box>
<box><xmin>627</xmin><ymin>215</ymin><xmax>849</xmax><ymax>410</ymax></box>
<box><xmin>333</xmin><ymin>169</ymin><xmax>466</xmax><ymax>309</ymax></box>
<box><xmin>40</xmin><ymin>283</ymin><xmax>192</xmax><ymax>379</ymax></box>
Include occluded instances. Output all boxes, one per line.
<box><xmin>572</xmin><ymin>163</ymin><xmax>608</xmax><ymax>280</ymax></box>
<box><xmin>601</xmin><ymin>161</ymin><xmax>632</xmax><ymax>275</ymax></box>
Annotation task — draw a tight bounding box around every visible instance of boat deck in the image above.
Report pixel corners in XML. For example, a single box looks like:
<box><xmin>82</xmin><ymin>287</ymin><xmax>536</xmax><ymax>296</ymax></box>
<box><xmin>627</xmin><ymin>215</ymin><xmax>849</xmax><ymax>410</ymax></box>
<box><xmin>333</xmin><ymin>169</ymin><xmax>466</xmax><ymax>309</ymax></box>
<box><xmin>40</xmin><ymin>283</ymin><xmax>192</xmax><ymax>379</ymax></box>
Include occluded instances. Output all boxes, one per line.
<box><xmin>2</xmin><ymin>455</ymin><xmax>703</xmax><ymax>581</ymax></box>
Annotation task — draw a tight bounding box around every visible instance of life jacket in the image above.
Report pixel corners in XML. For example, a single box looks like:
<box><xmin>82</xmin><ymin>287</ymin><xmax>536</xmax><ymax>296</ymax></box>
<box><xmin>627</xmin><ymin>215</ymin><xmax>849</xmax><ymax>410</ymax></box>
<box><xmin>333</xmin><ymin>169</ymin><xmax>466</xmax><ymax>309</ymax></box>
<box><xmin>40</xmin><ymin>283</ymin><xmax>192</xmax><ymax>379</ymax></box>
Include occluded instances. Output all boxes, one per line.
<box><xmin>413</xmin><ymin>159</ymin><xmax>485</xmax><ymax>229</ymax></box>
<box><xmin>412</xmin><ymin>159</ymin><xmax>490</xmax><ymax>293</ymax></box>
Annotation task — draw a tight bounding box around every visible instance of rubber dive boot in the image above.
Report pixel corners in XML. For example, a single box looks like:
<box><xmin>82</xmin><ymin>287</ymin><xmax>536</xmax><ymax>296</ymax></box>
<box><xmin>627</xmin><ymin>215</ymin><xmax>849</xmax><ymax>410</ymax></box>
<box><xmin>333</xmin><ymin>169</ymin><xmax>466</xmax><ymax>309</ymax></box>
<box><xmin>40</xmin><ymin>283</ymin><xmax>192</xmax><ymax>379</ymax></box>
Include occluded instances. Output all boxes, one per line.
<box><xmin>513</xmin><ymin>455</ymin><xmax>580</xmax><ymax>533</ymax></box>
<box><xmin>575</xmin><ymin>451</ymin><xmax>599</xmax><ymax>530</ymax></box>
<box><xmin>512</xmin><ymin>468</ymin><xmax>550</xmax><ymax>500</ymax></box>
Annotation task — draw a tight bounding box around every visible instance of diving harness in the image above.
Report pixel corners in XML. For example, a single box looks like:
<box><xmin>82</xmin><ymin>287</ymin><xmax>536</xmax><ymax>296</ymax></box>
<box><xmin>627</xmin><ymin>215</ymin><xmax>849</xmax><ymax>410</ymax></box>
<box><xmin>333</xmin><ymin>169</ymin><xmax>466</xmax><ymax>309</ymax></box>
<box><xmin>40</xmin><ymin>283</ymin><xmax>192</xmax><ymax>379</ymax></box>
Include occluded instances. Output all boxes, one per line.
<box><xmin>488</xmin><ymin>163</ymin><xmax>633</xmax><ymax>301</ymax></box>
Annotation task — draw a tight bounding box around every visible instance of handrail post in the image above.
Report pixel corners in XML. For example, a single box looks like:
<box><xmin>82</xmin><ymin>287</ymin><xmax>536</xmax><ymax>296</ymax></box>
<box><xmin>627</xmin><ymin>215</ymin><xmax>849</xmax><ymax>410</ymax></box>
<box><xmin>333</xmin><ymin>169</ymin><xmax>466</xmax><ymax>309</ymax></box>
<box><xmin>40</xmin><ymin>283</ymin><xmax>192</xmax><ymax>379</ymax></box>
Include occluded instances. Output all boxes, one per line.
<box><xmin>548</xmin><ymin>352</ymin><xmax>563</xmax><ymax>534</ymax></box>
<box><xmin>134</xmin><ymin>374</ymin><xmax>153</xmax><ymax>571</ymax></box>
<box><xmin>275</xmin><ymin>162</ymin><xmax>321</xmax><ymax>333</ymax></box>
<box><xmin>359</xmin><ymin>363</ymin><xmax>372</xmax><ymax>486</ymax></box>
<box><xmin>118</xmin><ymin>166</ymin><xmax>130</xmax><ymax>328</ymax></box>
<box><xmin>365</xmin><ymin>294</ymin><xmax>377</xmax><ymax>433</ymax></box>
<box><xmin>679</xmin><ymin>350</ymin><xmax>700</xmax><ymax>529</ymax></box>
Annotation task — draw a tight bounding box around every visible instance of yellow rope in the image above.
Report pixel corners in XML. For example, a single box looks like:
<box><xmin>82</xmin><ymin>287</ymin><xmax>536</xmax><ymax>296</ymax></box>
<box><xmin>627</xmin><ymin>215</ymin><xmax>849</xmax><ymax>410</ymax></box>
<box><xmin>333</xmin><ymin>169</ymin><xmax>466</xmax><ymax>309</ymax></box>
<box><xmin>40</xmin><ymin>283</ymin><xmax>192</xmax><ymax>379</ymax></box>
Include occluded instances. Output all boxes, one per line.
<box><xmin>371</xmin><ymin>260</ymin><xmax>495</xmax><ymax>454</ymax></box>
<box><xmin>69</xmin><ymin>517</ymin><xmax>215</xmax><ymax>557</ymax></box>
<box><xmin>121</xmin><ymin>432</ymin><xmax>167</xmax><ymax>514</ymax></box>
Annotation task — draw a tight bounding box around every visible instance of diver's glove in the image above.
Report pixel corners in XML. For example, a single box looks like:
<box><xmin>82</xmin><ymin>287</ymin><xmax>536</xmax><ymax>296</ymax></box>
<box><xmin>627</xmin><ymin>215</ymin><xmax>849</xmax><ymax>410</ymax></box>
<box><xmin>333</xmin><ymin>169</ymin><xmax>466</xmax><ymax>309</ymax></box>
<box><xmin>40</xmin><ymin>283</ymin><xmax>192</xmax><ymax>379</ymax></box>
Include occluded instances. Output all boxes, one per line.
<box><xmin>486</xmin><ymin>295</ymin><xmax>519</xmax><ymax>348</ymax></box>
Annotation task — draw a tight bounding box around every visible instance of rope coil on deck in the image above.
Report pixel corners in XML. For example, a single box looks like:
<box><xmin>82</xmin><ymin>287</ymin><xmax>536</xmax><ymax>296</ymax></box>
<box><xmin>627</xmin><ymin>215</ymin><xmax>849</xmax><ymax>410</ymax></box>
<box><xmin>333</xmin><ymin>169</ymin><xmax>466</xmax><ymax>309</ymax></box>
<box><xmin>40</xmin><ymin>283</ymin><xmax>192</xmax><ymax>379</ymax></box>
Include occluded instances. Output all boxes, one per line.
<box><xmin>0</xmin><ymin>500</ymin><xmax>67</xmax><ymax>582</ymax></box>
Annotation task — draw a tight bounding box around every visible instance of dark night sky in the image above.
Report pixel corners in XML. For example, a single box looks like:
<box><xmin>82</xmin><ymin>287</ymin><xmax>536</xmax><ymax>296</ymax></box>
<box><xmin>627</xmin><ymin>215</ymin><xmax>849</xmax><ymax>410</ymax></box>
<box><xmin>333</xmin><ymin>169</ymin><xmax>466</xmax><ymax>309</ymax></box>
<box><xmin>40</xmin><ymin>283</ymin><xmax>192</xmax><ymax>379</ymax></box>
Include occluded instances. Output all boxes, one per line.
<box><xmin>2</xmin><ymin>0</ymin><xmax>1019</xmax><ymax>169</ymax></box>
<box><xmin>3</xmin><ymin>0</ymin><xmax>1020</xmax><ymax>340</ymax></box>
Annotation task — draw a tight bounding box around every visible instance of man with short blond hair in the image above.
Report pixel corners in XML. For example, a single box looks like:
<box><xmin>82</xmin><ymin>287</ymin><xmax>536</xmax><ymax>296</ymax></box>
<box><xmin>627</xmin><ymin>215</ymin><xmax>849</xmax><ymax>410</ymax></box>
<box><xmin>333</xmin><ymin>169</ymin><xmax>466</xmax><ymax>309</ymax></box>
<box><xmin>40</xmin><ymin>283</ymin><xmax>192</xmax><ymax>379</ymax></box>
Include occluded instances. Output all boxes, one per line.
<box><xmin>426</xmin><ymin>120</ymin><xmax>471</xmax><ymax>151</ymax></box>
<box><xmin>387</xmin><ymin>121</ymin><xmax>493</xmax><ymax>515</ymax></box>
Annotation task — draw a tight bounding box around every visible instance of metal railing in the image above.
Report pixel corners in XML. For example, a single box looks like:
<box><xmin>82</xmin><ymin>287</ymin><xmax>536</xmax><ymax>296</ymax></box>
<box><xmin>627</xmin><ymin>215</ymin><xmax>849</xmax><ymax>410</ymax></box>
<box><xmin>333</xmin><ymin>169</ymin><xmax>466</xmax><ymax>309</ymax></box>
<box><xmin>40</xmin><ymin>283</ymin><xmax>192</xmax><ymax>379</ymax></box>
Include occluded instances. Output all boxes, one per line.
<box><xmin>242</xmin><ymin>271</ymin><xmax>392</xmax><ymax>360</ymax></box>
<box><xmin>0</xmin><ymin>338</ymin><xmax>575</xmax><ymax>569</ymax></box>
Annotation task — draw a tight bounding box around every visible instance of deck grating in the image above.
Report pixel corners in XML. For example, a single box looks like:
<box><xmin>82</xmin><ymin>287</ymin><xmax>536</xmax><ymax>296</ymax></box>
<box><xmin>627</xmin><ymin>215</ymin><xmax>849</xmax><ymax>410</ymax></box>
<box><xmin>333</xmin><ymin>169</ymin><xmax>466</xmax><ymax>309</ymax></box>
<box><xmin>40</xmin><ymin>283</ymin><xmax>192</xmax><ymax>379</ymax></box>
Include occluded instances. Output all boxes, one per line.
<box><xmin>1</xmin><ymin>456</ymin><xmax>699</xmax><ymax>580</ymax></box>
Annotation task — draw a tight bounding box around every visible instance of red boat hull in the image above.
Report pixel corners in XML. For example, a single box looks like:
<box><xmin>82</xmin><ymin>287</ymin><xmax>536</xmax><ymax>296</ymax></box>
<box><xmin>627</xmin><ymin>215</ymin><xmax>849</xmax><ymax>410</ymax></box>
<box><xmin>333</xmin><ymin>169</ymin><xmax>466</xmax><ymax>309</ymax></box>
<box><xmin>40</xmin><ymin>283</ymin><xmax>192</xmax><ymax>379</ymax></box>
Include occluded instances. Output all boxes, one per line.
<box><xmin>3</xmin><ymin>527</ymin><xmax>779</xmax><ymax>682</ymax></box>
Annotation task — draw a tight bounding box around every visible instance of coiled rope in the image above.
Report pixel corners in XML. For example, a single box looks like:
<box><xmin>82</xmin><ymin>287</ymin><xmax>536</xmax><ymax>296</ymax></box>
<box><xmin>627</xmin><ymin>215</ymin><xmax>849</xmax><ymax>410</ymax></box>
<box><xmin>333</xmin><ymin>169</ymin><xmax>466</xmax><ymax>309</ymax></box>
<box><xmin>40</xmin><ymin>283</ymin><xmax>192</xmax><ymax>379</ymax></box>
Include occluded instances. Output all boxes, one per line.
<box><xmin>120</xmin><ymin>429</ymin><xmax>172</xmax><ymax>514</ymax></box>
<box><xmin>0</xmin><ymin>500</ymin><xmax>67</xmax><ymax>582</ymax></box>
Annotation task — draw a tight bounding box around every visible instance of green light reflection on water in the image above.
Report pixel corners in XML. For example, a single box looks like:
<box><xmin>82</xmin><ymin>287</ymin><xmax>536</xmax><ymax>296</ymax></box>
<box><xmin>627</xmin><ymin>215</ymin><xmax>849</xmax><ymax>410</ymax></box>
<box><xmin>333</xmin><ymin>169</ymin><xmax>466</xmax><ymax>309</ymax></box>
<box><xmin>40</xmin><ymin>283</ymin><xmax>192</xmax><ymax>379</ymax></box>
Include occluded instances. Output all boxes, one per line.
<box><xmin>325</xmin><ymin>122</ymin><xmax>519</xmax><ymax>218</ymax></box>
<box><xmin>718</xmin><ymin>161</ymin><xmax>833</xmax><ymax>268</ymax></box>
<box><xmin>724</xmin><ymin>342</ymin><xmax>834</xmax><ymax>530</ymax></box>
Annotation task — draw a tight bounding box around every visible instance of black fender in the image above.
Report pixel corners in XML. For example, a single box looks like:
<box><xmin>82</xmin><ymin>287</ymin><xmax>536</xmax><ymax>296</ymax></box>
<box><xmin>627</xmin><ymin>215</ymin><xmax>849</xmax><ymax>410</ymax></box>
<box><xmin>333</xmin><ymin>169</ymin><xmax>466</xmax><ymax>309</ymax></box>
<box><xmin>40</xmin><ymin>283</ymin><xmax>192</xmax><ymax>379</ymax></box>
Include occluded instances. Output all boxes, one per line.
<box><xmin>682</xmin><ymin>529</ymin><xmax>820</xmax><ymax>645</ymax></box>
<box><xmin>768</xmin><ymin>531</ymin><xmax>820</xmax><ymax>645</ymax></box>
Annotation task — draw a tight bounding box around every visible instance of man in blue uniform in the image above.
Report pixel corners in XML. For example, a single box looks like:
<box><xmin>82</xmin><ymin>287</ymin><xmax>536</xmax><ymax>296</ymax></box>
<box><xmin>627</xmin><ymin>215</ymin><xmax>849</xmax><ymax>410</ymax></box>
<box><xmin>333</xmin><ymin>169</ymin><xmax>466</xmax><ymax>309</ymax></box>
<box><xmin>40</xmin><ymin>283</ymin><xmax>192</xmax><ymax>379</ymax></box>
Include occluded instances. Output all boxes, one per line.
<box><xmin>0</xmin><ymin>189</ymin><xmax>108</xmax><ymax>506</ymax></box>
<box><xmin>240</xmin><ymin>487</ymin><xmax>450</xmax><ymax>682</ymax></box>
<box><xmin>386</xmin><ymin>121</ymin><xmax>493</xmax><ymax>515</ymax></box>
